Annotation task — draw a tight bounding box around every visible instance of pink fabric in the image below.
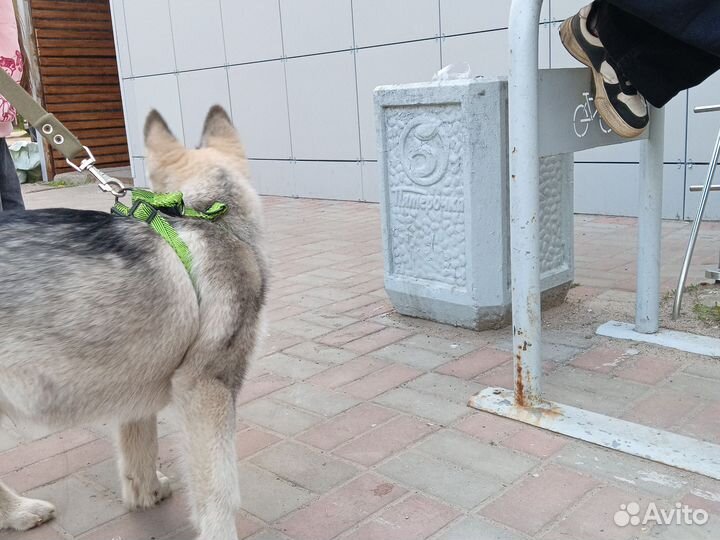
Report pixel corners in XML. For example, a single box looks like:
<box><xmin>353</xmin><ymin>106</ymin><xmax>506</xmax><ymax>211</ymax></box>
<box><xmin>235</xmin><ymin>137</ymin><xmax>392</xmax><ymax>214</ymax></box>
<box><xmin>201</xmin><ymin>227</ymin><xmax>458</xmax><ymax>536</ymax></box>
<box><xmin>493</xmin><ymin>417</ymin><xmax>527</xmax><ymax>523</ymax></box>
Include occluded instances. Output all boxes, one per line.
<box><xmin>0</xmin><ymin>0</ymin><xmax>22</xmax><ymax>137</ymax></box>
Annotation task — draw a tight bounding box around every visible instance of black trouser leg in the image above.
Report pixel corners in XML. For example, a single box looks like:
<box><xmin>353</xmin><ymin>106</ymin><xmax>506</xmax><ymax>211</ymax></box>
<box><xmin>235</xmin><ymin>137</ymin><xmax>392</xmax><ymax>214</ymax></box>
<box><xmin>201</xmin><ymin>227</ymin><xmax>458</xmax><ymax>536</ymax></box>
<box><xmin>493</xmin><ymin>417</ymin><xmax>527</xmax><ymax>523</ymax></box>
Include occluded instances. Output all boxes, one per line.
<box><xmin>0</xmin><ymin>138</ymin><xmax>25</xmax><ymax>212</ymax></box>
<box><xmin>594</xmin><ymin>0</ymin><xmax>720</xmax><ymax>107</ymax></box>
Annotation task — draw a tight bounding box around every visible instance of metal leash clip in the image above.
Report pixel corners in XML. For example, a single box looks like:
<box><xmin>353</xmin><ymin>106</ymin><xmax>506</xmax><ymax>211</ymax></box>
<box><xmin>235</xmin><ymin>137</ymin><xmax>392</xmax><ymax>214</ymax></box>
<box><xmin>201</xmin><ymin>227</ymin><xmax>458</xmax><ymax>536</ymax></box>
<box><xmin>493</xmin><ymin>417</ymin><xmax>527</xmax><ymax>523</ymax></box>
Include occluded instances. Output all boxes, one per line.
<box><xmin>65</xmin><ymin>146</ymin><xmax>130</xmax><ymax>199</ymax></box>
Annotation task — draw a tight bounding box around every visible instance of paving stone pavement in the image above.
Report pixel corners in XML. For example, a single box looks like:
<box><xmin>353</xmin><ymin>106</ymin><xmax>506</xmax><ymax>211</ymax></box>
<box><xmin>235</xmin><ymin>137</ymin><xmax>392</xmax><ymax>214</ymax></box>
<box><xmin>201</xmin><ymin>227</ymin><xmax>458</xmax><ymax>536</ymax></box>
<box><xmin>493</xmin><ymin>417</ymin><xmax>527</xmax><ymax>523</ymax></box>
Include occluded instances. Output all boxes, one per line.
<box><xmin>2</xmin><ymin>185</ymin><xmax>720</xmax><ymax>539</ymax></box>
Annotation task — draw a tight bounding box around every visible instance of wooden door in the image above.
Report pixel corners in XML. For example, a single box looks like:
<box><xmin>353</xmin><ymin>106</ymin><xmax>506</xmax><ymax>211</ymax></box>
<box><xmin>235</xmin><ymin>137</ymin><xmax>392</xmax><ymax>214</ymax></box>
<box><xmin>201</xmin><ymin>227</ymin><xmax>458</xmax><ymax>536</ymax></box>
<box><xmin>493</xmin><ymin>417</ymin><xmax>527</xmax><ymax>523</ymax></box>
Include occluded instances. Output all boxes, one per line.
<box><xmin>29</xmin><ymin>0</ymin><xmax>129</xmax><ymax>176</ymax></box>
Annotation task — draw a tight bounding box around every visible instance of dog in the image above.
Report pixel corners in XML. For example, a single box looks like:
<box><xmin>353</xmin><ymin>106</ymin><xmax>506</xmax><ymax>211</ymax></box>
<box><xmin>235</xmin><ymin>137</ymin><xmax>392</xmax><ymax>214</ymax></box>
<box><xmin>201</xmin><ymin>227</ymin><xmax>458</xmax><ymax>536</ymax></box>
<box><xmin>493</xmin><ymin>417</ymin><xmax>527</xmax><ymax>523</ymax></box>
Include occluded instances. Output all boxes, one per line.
<box><xmin>0</xmin><ymin>106</ymin><xmax>267</xmax><ymax>540</ymax></box>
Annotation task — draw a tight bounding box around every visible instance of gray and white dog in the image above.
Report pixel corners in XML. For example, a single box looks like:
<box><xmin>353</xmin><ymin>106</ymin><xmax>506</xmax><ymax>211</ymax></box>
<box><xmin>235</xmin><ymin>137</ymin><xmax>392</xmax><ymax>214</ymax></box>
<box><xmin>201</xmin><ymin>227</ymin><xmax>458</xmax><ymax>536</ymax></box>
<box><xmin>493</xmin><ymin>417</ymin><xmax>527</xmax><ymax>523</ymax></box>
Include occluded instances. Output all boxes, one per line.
<box><xmin>0</xmin><ymin>106</ymin><xmax>267</xmax><ymax>540</ymax></box>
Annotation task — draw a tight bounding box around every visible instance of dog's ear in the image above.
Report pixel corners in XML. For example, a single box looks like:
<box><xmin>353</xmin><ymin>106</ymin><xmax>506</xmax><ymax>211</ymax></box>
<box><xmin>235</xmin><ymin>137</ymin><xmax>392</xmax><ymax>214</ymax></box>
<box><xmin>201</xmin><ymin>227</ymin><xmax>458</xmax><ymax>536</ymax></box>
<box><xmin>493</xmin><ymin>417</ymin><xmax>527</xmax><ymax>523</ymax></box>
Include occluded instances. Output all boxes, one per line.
<box><xmin>200</xmin><ymin>105</ymin><xmax>246</xmax><ymax>158</ymax></box>
<box><xmin>144</xmin><ymin>110</ymin><xmax>183</xmax><ymax>154</ymax></box>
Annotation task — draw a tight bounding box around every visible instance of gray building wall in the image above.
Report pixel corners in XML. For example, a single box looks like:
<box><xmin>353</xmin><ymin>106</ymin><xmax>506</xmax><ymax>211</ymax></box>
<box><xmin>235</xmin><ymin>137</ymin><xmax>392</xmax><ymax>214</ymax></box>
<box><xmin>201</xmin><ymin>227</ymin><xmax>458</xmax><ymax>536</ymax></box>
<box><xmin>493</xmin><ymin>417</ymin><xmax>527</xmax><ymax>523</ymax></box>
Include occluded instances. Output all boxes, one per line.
<box><xmin>110</xmin><ymin>0</ymin><xmax>720</xmax><ymax>219</ymax></box>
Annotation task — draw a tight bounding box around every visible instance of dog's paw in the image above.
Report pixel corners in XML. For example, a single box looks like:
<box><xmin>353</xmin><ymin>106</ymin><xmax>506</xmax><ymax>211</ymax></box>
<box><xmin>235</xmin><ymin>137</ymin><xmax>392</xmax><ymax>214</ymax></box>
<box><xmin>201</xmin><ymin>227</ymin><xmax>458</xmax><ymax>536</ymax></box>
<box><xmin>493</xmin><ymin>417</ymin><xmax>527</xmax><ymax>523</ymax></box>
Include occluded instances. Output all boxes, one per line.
<box><xmin>155</xmin><ymin>471</ymin><xmax>172</xmax><ymax>501</ymax></box>
<box><xmin>123</xmin><ymin>470</ymin><xmax>172</xmax><ymax>510</ymax></box>
<box><xmin>1</xmin><ymin>497</ymin><xmax>55</xmax><ymax>531</ymax></box>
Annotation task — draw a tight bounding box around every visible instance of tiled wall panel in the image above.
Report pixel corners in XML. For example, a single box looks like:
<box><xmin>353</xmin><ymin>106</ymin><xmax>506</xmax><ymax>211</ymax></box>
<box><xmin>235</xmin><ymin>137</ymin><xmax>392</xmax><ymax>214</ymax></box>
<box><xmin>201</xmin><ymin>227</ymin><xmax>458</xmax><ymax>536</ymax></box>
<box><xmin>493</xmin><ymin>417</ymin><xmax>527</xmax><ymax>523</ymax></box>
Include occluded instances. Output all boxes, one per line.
<box><xmin>111</xmin><ymin>0</ymin><xmax>714</xmax><ymax>218</ymax></box>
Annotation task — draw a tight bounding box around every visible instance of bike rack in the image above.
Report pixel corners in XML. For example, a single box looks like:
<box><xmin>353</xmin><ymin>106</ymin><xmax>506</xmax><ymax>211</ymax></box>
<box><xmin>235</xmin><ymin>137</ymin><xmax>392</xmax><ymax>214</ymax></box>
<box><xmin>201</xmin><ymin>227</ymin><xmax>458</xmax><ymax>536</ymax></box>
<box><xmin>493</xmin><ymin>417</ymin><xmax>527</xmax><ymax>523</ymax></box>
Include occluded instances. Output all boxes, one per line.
<box><xmin>469</xmin><ymin>0</ymin><xmax>720</xmax><ymax>480</ymax></box>
<box><xmin>573</xmin><ymin>91</ymin><xmax>611</xmax><ymax>138</ymax></box>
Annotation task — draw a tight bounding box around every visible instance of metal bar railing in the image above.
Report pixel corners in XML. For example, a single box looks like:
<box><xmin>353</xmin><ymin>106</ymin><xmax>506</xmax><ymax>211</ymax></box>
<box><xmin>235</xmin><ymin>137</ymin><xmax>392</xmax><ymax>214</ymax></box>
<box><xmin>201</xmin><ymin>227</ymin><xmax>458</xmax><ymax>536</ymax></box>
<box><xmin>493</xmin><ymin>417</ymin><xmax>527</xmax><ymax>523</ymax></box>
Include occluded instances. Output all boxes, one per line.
<box><xmin>508</xmin><ymin>0</ymin><xmax>544</xmax><ymax>406</ymax></box>
<box><xmin>672</xmin><ymin>107</ymin><xmax>720</xmax><ymax>319</ymax></box>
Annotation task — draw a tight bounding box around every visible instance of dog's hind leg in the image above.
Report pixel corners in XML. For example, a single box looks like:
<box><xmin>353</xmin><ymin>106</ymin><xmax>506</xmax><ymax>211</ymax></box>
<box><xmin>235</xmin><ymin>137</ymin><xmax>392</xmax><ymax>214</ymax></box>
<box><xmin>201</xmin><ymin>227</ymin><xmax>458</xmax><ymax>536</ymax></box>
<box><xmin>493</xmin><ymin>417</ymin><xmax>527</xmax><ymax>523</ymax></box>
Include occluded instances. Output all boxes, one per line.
<box><xmin>174</xmin><ymin>376</ymin><xmax>240</xmax><ymax>540</ymax></box>
<box><xmin>117</xmin><ymin>415</ymin><xmax>172</xmax><ymax>510</ymax></box>
<box><xmin>0</xmin><ymin>480</ymin><xmax>55</xmax><ymax>531</ymax></box>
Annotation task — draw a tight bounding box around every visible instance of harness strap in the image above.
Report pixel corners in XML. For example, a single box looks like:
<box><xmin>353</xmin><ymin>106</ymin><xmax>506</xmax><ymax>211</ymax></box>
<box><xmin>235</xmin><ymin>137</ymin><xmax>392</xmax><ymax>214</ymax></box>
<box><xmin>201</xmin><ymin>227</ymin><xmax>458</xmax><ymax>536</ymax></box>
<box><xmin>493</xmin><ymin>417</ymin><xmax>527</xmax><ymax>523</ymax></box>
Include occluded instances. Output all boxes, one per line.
<box><xmin>112</xmin><ymin>190</ymin><xmax>228</xmax><ymax>278</ymax></box>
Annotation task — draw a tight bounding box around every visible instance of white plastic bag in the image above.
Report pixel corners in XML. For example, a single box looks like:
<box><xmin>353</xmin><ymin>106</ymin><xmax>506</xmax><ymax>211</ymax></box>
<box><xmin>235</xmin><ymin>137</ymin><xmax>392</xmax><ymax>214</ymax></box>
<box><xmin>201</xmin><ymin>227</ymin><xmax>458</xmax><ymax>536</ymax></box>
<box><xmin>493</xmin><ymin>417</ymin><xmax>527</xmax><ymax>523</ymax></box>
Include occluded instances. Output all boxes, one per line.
<box><xmin>9</xmin><ymin>141</ymin><xmax>41</xmax><ymax>183</ymax></box>
<box><xmin>432</xmin><ymin>62</ymin><xmax>472</xmax><ymax>82</ymax></box>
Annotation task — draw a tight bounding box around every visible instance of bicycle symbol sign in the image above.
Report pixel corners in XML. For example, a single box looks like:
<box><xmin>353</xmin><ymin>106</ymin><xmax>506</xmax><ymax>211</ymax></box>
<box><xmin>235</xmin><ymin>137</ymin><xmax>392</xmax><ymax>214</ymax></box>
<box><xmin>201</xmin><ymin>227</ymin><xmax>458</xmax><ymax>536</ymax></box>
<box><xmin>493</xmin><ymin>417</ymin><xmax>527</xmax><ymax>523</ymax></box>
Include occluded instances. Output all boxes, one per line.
<box><xmin>573</xmin><ymin>91</ymin><xmax>612</xmax><ymax>138</ymax></box>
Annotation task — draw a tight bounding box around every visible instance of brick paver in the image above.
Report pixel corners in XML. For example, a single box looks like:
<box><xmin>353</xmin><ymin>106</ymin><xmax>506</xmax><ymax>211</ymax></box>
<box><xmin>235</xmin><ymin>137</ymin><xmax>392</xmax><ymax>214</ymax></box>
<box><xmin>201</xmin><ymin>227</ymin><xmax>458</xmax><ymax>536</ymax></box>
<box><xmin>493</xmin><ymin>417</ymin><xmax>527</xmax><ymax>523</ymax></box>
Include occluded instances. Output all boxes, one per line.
<box><xmin>277</xmin><ymin>474</ymin><xmax>405</xmax><ymax>540</ymax></box>
<box><xmin>501</xmin><ymin>426</ymin><xmax>569</xmax><ymax>458</ymax></box>
<box><xmin>316</xmin><ymin>321</ymin><xmax>386</xmax><ymax>348</ymax></box>
<box><xmin>3</xmin><ymin>526</ymin><xmax>66</xmax><ymax>540</ymax></box>
<box><xmin>434</xmin><ymin>516</ymin><xmax>526</xmax><ymax>540</ymax></box>
<box><xmin>570</xmin><ymin>346</ymin><xmax>629</xmax><ymax>373</ymax></box>
<box><xmin>283</xmin><ymin>341</ymin><xmax>358</xmax><ymax>364</ymax></box>
<box><xmin>237</xmin><ymin>373</ymin><xmax>293</xmax><ymax>405</ymax></box>
<box><xmin>341</xmin><ymin>363</ymin><xmax>423</xmax><ymax>399</ymax></box>
<box><xmin>75</xmin><ymin>492</ymin><xmax>193</xmax><ymax>540</ymax></box>
<box><xmin>342</xmin><ymin>326</ymin><xmax>411</xmax><ymax>354</ymax></box>
<box><xmin>28</xmin><ymin>476</ymin><xmax>128</xmax><ymax>536</ymax></box>
<box><xmin>373</xmin><ymin>387</ymin><xmax>470</xmax><ymax>425</ymax></box>
<box><xmin>613</xmin><ymin>353</ymin><xmax>681</xmax><ymax>384</ymax></box>
<box><xmin>254</xmin><ymin>352</ymin><xmax>328</xmax><ymax>380</ymax></box>
<box><xmin>455</xmin><ymin>411</ymin><xmax>524</xmax><ymax>443</ymax></box>
<box><xmin>307</xmin><ymin>356</ymin><xmax>387</xmax><ymax>389</ymax></box>
<box><xmin>238</xmin><ymin>463</ymin><xmax>314</xmax><ymax>523</ymax></box>
<box><xmin>372</xmin><ymin>343</ymin><xmax>454</xmax><ymax>370</ymax></box>
<box><xmin>405</xmin><ymin>372</ymin><xmax>483</xmax><ymax>405</ymax></box>
<box><xmin>333</xmin><ymin>415</ymin><xmax>437</xmax><ymax>467</ymax></box>
<box><xmin>414</xmin><ymin>430</ymin><xmax>537</xmax><ymax>483</ymax></box>
<box><xmin>680</xmin><ymin>401</ymin><xmax>720</xmax><ymax>443</ymax></box>
<box><xmin>0</xmin><ymin>429</ymin><xmax>97</xmax><ymax>476</ymax></box>
<box><xmin>552</xmin><ymin>444</ymin><xmax>689</xmax><ymax>498</ymax></box>
<box><xmin>250</xmin><ymin>441</ymin><xmax>359</xmax><ymax>493</ymax></box>
<box><xmin>435</xmin><ymin>347</ymin><xmax>511</xmax><ymax>379</ymax></box>
<box><xmin>543</xmin><ymin>485</ymin><xmax>653</xmax><ymax>540</ymax></box>
<box><xmin>342</xmin><ymin>299</ymin><xmax>394</xmax><ymax>322</ymax></box>
<box><xmin>1</xmin><ymin>438</ymin><xmax>114</xmax><ymax>493</ymax></box>
<box><xmin>297</xmin><ymin>403</ymin><xmax>397</xmax><ymax>451</ymax></box>
<box><xmin>378</xmin><ymin>450</ymin><xmax>506</xmax><ymax>509</ymax></box>
<box><xmin>478</xmin><ymin>465</ymin><xmax>600</xmax><ymax>536</ymax></box>
<box><xmin>4</xmin><ymin>187</ymin><xmax>720</xmax><ymax>540</ymax></box>
<box><xmin>236</xmin><ymin>398</ymin><xmax>322</xmax><ymax>435</ymax></box>
<box><xmin>271</xmin><ymin>383</ymin><xmax>359</xmax><ymax>417</ymax></box>
<box><xmin>236</xmin><ymin>428</ymin><xmax>282</xmax><ymax>460</ymax></box>
<box><xmin>341</xmin><ymin>494</ymin><xmax>459</xmax><ymax>540</ymax></box>
<box><xmin>621</xmin><ymin>388</ymin><xmax>698</xmax><ymax>429</ymax></box>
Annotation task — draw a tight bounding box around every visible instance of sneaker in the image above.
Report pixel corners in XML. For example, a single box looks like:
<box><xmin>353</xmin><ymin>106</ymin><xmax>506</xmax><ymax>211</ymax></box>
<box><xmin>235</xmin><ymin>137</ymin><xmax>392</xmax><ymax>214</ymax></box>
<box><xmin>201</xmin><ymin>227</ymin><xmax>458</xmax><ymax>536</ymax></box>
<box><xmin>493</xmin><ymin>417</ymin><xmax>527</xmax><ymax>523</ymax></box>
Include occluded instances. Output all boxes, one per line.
<box><xmin>559</xmin><ymin>4</ymin><xmax>649</xmax><ymax>138</ymax></box>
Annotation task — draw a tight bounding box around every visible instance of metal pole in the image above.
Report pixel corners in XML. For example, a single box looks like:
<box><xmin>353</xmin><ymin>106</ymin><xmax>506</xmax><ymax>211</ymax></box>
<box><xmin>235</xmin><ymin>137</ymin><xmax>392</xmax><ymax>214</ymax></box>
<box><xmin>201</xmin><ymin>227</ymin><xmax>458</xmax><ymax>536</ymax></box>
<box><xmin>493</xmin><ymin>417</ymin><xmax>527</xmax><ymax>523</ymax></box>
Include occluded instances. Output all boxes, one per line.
<box><xmin>672</xmin><ymin>126</ymin><xmax>720</xmax><ymax>318</ymax></box>
<box><xmin>509</xmin><ymin>0</ymin><xmax>544</xmax><ymax>406</ymax></box>
<box><xmin>635</xmin><ymin>106</ymin><xmax>665</xmax><ymax>333</ymax></box>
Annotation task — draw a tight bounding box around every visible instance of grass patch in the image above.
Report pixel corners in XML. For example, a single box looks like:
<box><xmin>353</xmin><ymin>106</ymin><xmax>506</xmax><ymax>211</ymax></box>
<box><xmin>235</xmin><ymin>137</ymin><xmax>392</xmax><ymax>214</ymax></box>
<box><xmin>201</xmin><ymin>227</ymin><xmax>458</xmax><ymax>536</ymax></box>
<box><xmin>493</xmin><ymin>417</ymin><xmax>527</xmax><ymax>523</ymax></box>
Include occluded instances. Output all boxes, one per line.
<box><xmin>692</xmin><ymin>303</ymin><xmax>720</xmax><ymax>324</ymax></box>
<box><xmin>43</xmin><ymin>180</ymin><xmax>67</xmax><ymax>188</ymax></box>
<box><xmin>662</xmin><ymin>282</ymin><xmax>705</xmax><ymax>302</ymax></box>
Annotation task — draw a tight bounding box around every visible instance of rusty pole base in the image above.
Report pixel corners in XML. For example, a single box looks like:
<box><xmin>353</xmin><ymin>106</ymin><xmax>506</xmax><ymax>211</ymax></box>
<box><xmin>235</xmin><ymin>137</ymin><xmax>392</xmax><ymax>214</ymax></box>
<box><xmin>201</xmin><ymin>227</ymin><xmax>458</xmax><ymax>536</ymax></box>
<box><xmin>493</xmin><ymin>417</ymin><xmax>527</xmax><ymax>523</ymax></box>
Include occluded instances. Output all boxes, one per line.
<box><xmin>468</xmin><ymin>387</ymin><xmax>720</xmax><ymax>480</ymax></box>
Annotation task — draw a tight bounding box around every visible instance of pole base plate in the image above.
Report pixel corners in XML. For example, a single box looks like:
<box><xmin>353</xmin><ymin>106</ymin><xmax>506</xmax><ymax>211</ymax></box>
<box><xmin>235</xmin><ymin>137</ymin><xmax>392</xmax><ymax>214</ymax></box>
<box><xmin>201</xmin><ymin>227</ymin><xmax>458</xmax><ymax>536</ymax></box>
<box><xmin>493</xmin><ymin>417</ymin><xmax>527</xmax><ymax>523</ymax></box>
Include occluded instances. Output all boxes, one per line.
<box><xmin>469</xmin><ymin>387</ymin><xmax>720</xmax><ymax>479</ymax></box>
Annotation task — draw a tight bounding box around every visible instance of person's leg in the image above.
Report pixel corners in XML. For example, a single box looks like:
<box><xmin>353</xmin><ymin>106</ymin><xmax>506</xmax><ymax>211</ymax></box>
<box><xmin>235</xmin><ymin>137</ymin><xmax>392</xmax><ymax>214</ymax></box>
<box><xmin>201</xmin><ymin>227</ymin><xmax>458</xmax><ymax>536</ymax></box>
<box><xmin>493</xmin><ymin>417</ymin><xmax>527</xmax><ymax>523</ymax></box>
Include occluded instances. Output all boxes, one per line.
<box><xmin>604</xmin><ymin>0</ymin><xmax>720</xmax><ymax>58</ymax></box>
<box><xmin>560</xmin><ymin>1</ymin><xmax>720</xmax><ymax>137</ymax></box>
<box><xmin>0</xmin><ymin>138</ymin><xmax>24</xmax><ymax>211</ymax></box>
<box><xmin>595</xmin><ymin>1</ymin><xmax>720</xmax><ymax>107</ymax></box>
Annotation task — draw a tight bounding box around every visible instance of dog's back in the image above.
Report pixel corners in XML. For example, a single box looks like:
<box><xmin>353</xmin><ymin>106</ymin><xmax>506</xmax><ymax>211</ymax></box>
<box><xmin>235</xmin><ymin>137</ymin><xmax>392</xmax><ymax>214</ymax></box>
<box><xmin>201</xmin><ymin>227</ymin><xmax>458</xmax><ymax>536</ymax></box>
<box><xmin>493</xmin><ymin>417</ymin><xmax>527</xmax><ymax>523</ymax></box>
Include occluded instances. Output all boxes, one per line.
<box><xmin>0</xmin><ymin>207</ymin><xmax>199</xmax><ymax>425</ymax></box>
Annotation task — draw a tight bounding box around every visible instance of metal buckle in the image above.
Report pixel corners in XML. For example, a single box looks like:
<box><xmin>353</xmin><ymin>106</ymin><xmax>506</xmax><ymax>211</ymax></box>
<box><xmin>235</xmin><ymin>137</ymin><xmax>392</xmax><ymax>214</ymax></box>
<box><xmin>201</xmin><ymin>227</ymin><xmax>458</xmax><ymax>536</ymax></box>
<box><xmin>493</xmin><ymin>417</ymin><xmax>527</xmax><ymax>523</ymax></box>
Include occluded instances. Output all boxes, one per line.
<box><xmin>65</xmin><ymin>145</ymin><xmax>96</xmax><ymax>172</ymax></box>
<box><xmin>66</xmin><ymin>146</ymin><xmax>129</xmax><ymax>198</ymax></box>
<box><xmin>129</xmin><ymin>200</ymin><xmax>158</xmax><ymax>224</ymax></box>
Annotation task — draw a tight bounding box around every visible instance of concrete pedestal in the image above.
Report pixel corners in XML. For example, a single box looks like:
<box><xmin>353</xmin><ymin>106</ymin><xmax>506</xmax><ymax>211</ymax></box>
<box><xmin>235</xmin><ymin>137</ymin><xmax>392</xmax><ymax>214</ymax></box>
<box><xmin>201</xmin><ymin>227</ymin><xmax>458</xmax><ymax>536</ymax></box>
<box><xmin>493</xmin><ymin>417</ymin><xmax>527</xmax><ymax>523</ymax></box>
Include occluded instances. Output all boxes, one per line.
<box><xmin>374</xmin><ymin>78</ymin><xmax>573</xmax><ymax>330</ymax></box>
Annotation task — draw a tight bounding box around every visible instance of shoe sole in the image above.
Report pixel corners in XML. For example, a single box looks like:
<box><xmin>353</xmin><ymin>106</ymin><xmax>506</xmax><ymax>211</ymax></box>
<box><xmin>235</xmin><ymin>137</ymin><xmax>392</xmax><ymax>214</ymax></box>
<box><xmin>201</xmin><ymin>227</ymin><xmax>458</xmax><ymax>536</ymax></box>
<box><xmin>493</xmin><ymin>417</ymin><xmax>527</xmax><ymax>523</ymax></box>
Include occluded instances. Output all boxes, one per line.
<box><xmin>559</xmin><ymin>18</ymin><xmax>646</xmax><ymax>139</ymax></box>
<box><xmin>592</xmin><ymin>69</ymin><xmax>646</xmax><ymax>138</ymax></box>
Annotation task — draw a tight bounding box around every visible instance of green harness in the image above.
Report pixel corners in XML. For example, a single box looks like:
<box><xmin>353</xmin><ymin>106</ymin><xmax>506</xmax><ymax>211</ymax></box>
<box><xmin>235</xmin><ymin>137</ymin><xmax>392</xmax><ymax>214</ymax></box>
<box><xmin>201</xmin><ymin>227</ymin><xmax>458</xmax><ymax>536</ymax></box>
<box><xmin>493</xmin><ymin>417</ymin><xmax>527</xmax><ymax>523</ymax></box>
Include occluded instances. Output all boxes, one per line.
<box><xmin>111</xmin><ymin>189</ymin><xmax>228</xmax><ymax>276</ymax></box>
